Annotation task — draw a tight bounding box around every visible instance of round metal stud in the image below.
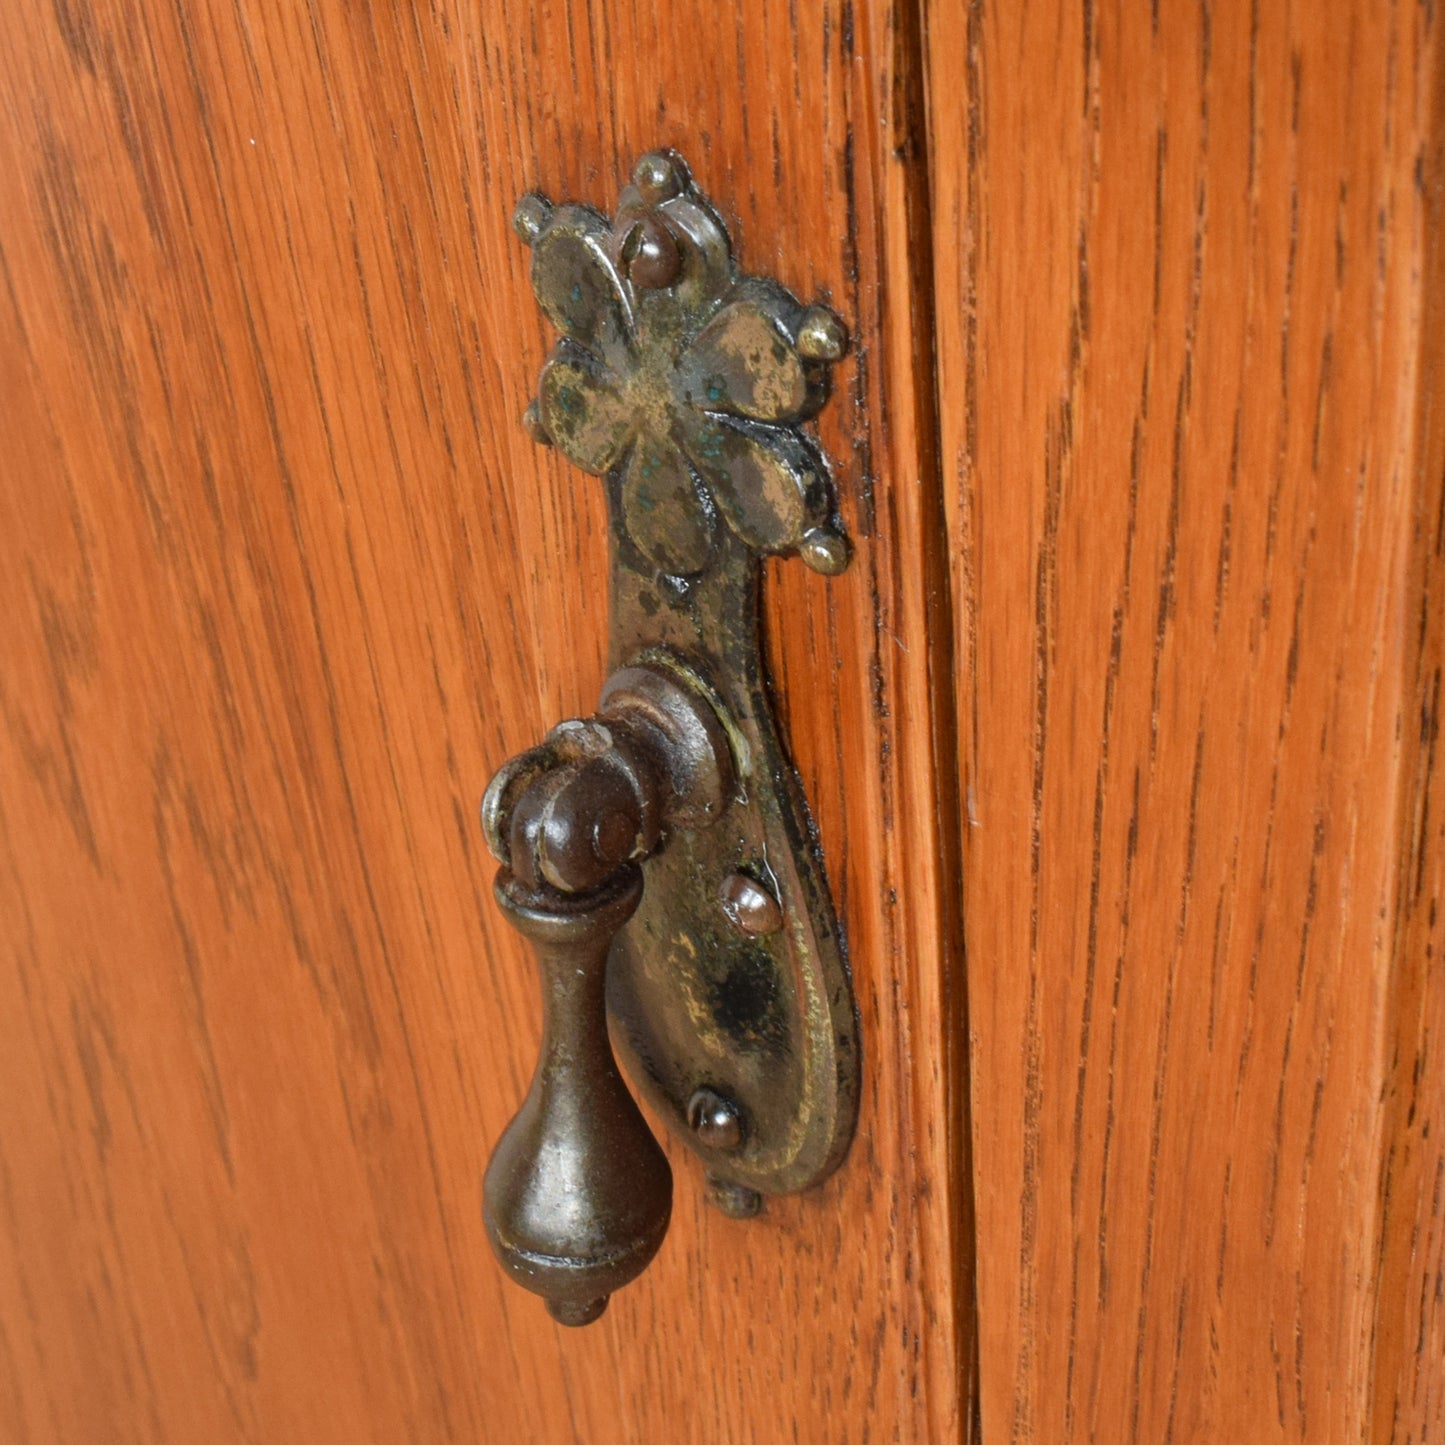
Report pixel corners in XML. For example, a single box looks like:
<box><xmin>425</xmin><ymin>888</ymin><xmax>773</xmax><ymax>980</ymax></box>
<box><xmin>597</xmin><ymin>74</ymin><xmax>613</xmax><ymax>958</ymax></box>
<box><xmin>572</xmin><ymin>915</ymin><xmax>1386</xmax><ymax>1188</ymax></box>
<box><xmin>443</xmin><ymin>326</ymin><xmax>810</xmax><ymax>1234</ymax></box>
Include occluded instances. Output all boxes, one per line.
<box><xmin>633</xmin><ymin>151</ymin><xmax>684</xmax><ymax>204</ymax></box>
<box><xmin>719</xmin><ymin>872</ymin><xmax>783</xmax><ymax>938</ymax></box>
<box><xmin>796</xmin><ymin>304</ymin><xmax>847</xmax><ymax>361</ymax></box>
<box><xmin>799</xmin><ymin>526</ymin><xmax>851</xmax><ymax>576</ymax></box>
<box><xmin>513</xmin><ymin>192</ymin><xmax>552</xmax><ymax>245</ymax></box>
<box><xmin>687</xmin><ymin>1087</ymin><xmax>745</xmax><ymax>1151</ymax></box>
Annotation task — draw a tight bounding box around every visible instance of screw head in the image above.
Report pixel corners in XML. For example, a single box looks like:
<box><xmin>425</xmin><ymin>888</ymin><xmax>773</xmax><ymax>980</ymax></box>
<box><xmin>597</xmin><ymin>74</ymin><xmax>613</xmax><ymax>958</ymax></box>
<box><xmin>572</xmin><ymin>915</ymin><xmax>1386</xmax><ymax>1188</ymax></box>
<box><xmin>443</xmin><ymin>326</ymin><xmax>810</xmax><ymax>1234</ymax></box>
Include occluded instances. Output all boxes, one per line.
<box><xmin>719</xmin><ymin>872</ymin><xmax>783</xmax><ymax>937</ymax></box>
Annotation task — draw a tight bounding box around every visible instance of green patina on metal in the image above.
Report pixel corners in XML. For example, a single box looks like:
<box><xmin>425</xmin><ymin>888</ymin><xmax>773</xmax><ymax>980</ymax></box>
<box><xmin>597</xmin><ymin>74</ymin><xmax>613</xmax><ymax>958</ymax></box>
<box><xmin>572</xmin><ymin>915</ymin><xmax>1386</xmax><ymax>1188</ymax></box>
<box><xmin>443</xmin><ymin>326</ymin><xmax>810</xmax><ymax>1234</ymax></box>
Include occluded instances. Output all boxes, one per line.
<box><xmin>515</xmin><ymin>149</ymin><xmax>850</xmax><ymax>582</ymax></box>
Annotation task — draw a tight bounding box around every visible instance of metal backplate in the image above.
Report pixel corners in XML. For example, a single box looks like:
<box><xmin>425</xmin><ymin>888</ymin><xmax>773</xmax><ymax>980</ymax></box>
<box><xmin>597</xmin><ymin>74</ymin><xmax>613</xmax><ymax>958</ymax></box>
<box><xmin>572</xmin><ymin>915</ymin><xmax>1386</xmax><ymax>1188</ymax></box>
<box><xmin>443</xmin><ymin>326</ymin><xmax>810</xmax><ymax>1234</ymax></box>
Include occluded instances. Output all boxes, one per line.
<box><xmin>518</xmin><ymin>150</ymin><xmax>859</xmax><ymax>1198</ymax></box>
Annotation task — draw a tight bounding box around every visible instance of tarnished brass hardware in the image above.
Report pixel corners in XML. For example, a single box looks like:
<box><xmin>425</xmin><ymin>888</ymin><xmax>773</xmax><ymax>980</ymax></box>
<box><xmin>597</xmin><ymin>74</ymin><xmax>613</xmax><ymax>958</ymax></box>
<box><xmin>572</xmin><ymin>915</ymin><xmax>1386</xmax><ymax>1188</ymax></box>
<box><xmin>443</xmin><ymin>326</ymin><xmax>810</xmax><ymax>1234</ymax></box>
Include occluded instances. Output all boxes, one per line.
<box><xmin>482</xmin><ymin>150</ymin><xmax>858</xmax><ymax>1326</ymax></box>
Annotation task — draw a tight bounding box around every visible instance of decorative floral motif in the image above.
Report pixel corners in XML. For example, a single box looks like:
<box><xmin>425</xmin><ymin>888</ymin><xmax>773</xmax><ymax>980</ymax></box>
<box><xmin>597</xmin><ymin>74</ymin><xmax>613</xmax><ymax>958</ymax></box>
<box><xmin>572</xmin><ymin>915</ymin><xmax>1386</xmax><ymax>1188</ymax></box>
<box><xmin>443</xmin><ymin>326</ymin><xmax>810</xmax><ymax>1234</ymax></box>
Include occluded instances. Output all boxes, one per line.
<box><xmin>515</xmin><ymin>151</ymin><xmax>850</xmax><ymax>579</ymax></box>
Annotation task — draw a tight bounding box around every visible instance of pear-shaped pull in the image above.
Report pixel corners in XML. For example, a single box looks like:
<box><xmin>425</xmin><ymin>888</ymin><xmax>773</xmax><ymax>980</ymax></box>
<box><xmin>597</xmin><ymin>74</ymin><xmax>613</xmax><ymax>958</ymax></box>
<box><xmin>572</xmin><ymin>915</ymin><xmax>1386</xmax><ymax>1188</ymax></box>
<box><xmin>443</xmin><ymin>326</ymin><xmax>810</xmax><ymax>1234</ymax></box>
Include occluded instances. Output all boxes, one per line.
<box><xmin>480</xmin><ymin>663</ymin><xmax>731</xmax><ymax>1322</ymax></box>
<box><xmin>483</xmin><ymin>868</ymin><xmax>670</xmax><ymax>1325</ymax></box>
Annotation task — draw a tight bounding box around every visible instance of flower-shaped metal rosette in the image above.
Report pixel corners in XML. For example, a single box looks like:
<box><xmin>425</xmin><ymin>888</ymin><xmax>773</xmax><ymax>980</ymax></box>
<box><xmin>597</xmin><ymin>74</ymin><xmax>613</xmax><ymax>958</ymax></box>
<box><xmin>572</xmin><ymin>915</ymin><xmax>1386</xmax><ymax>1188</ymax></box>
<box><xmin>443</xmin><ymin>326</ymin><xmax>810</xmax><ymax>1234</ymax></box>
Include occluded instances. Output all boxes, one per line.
<box><xmin>514</xmin><ymin>151</ymin><xmax>850</xmax><ymax>580</ymax></box>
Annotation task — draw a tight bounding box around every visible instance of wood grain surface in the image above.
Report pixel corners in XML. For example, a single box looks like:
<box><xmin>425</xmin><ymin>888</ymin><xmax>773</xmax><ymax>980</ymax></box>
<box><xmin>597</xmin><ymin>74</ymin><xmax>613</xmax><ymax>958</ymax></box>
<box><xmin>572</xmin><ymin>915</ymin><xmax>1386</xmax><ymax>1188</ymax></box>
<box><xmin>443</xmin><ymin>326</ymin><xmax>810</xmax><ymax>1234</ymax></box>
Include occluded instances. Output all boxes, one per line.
<box><xmin>924</xmin><ymin>0</ymin><xmax>1445</xmax><ymax>1439</ymax></box>
<box><xmin>0</xmin><ymin>2</ymin><xmax>968</xmax><ymax>1442</ymax></box>
<box><xmin>1371</xmin><ymin>44</ymin><xmax>1445</xmax><ymax>1440</ymax></box>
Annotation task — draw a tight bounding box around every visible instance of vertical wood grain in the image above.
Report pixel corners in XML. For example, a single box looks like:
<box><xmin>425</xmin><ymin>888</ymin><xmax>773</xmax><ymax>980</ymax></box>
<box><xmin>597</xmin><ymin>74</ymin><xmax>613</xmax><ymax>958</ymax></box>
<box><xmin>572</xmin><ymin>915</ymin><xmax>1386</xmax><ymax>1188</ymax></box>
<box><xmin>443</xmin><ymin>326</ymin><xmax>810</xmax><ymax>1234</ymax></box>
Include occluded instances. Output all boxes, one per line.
<box><xmin>0</xmin><ymin>2</ymin><xmax>968</xmax><ymax>1442</ymax></box>
<box><xmin>924</xmin><ymin>0</ymin><xmax>1445</xmax><ymax>1438</ymax></box>
<box><xmin>1370</xmin><ymin>31</ymin><xmax>1445</xmax><ymax>1440</ymax></box>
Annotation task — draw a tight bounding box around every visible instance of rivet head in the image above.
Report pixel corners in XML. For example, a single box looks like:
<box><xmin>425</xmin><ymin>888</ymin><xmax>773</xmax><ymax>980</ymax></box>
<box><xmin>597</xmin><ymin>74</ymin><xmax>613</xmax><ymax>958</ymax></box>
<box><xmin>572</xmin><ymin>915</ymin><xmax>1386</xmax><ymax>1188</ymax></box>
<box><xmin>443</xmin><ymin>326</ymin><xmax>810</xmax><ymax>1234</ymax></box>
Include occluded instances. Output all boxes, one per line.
<box><xmin>799</xmin><ymin>526</ymin><xmax>851</xmax><ymax>576</ymax></box>
<box><xmin>513</xmin><ymin>192</ymin><xmax>552</xmax><ymax>245</ymax></box>
<box><xmin>796</xmin><ymin>304</ymin><xmax>847</xmax><ymax>361</ymax></box>
<box><xmin>688</xmin><ymin>1087</ymin><xmax>744</xmax><ymax>1150</ymax></box>
<box><xmin>633</xmin><ymin>151</ymin><xmax>684</xmax><ymax>204</ymax></box>
<box><xmin>719</xmin><ymin>872</ymin><xmax>783</xmax><ymax>937</ymax></box>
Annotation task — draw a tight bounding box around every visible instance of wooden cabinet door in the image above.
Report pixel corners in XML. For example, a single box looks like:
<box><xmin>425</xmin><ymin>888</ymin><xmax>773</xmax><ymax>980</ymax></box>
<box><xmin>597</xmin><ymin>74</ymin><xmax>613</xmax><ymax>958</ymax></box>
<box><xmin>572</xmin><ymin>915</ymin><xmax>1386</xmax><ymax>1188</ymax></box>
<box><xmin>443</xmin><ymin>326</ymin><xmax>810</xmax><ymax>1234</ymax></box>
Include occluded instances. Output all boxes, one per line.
<box><xmin>3</xmin><ymin>1</ymin><xmax>1444</xmax><ymax>1443</ymax></box>
<box><xmin>0</xmin><ymin>2</ymin><xmax>966</xmax><ymax>1443</ymax></box>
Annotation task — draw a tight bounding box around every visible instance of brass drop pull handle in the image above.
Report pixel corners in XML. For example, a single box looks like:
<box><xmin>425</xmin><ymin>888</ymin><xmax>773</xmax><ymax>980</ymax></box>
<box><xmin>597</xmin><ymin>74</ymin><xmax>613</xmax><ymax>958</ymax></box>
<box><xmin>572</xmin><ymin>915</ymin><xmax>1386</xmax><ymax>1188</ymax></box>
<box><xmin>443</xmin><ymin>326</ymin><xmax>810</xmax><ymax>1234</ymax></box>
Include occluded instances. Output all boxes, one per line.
<box><xmin>480</xmin><ymin>666</ymin><xmax>732</xmax><ymax>1324</ymax></box>
<box><xmin>485</xmin><ymin>870</ymin><xmax>657</xmax><ymax>1328</ymax></box>
<box><xmin>480</xmin><ymin>150</ymin><xmax>860</xmax><ymax>1324</ymax></box>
